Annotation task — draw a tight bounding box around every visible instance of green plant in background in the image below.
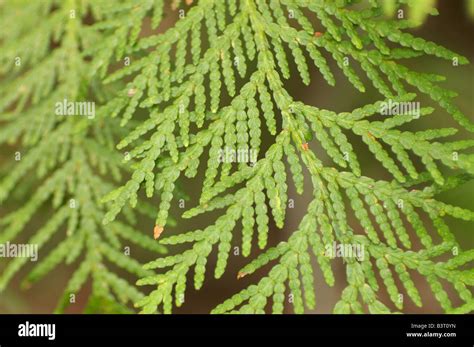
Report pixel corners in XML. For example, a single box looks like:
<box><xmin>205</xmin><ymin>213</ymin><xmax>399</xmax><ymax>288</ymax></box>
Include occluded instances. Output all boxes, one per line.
<box><xmin>382</xmin><ymin>0</ymin><xmax>474</xmax><ymax>25</ymax></box>
<box><xmin>469</xmin><ymin>0</ymin><xmax>474</xmax><ymax>19</ymax></box>
<box><xmin>0</xmin><ymin>0</ymin><xmax>473</xmax><ymax>314</ymax></box>
<box><xmin>0</xmin><ymin>0</ymin><xmax>168</xmax><ymax>313</ymax></box>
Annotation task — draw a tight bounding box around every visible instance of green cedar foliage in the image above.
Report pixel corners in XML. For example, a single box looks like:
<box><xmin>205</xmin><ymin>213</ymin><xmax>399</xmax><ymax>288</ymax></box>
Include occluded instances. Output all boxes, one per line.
<box><xmin>1</xmin><ymin>0</ymin><xmax>473</xmax><ymax>314</ymax></box>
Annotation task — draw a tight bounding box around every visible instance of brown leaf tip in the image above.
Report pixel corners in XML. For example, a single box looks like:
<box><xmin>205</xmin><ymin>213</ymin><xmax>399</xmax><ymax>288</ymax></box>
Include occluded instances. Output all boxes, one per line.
<box><xmin>237</xmin><ymin>271</ymin><xmax>248</xmax><ymax>280</ymax></box>
<box><xmin>153</xmin><ymin>225</ymin><xmax>164</xmax><ymax>239</ymax></box>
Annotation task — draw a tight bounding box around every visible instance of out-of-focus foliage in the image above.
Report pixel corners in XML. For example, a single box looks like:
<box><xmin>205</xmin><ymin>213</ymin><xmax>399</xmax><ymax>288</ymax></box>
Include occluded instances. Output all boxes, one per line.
<box><xmin>381</xmin><ymin>0</ymin><xmax>474</xmax><ymax>25</ymax></box>
<box><xmin>0</xmin><ymin>0</ymin><xmax>168</xmax><ymax>313</ymax></box>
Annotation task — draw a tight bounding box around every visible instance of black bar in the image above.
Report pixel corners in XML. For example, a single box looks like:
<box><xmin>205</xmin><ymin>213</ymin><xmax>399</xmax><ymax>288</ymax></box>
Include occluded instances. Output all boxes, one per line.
<box><xmin>0</xmin><ymin>314</ymin><xmax>472</xmax><ymax>345</ymax></box>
